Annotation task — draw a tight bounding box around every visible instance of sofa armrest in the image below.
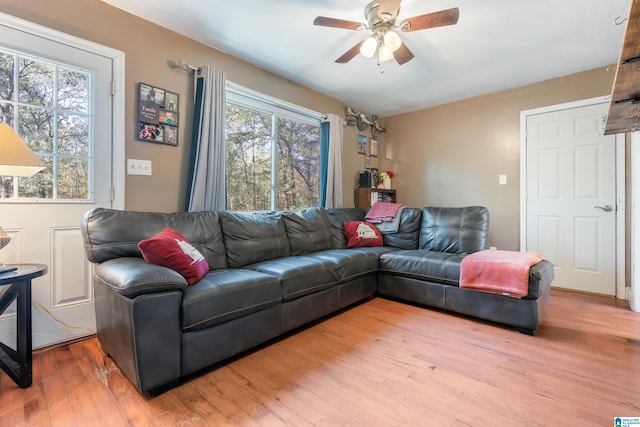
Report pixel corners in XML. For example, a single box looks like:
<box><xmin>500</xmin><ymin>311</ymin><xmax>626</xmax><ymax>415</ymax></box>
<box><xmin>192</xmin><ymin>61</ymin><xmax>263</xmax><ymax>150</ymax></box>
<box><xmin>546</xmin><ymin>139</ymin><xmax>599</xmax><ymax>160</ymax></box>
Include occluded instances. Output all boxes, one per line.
<box><xmin>525</xmin><ymin>259</ymin><xmax>555</xmax><ymax>299</ymax></box>
<box><xmin>94</xmin><ymin>257</ymin><xmax>188</xmax><ymax>299</ymax></box>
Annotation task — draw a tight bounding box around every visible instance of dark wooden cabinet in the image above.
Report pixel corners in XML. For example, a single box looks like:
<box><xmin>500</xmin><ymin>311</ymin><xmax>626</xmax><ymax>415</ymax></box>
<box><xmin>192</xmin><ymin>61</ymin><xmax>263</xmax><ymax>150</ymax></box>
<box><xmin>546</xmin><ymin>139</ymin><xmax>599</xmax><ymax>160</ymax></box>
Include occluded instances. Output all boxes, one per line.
<box><xmin>354</xmin><ymin>187</ymin><xmax>397</xmax><ymax>210</ymax></box>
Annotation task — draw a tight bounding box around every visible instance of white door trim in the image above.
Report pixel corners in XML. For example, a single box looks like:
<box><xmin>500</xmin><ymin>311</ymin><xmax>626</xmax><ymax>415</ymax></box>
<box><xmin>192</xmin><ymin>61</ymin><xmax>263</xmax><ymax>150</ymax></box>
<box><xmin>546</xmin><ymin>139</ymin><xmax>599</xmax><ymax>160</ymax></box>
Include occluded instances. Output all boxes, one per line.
<box><xmin>520</xmin><ymin>96</ymin><xmax>625</xmax><ymax>299</ymax></box>
<box><xmin>0</xmin><ymin>11</ymin><xmax>125</xmax><ymax>209</ymax></box>
<box><xmin>629</xmin><ymin>132</ymin><xmax>640</xmax><ymax>311</ymax></box>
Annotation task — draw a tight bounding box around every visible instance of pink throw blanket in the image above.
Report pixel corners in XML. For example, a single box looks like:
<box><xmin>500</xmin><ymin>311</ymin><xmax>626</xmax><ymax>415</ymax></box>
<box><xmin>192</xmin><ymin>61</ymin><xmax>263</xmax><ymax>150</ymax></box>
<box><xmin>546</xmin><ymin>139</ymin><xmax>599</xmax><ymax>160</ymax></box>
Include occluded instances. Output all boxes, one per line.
<box><xmin>460</xmin><ymin>250</ymin><xmax>545</xmax><ymax>298</ymax></box>
<box><xmin>365</xmin><ymin>202</ymin><xmax>404</xmax><ymax>223</ymax></box>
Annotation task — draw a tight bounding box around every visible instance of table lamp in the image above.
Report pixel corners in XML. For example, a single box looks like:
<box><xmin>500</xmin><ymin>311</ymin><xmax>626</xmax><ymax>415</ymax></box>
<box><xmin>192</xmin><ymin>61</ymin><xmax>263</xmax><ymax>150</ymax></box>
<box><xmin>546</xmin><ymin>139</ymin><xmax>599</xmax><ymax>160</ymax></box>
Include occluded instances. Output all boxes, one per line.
<box><xmin>0</xmin><ymin>123</ymin><xmax>45</xmax><ymax>271</ymax></box>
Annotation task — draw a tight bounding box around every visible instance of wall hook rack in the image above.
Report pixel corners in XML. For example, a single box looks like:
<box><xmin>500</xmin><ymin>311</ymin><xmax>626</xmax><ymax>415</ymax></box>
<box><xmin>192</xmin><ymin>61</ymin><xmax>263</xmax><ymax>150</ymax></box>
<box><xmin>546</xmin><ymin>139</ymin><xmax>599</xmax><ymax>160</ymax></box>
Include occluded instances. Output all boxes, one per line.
<box><xmin>614</xmin><ymin>16</ymin><xmax>628</xmax><ymax>25</ymax></box>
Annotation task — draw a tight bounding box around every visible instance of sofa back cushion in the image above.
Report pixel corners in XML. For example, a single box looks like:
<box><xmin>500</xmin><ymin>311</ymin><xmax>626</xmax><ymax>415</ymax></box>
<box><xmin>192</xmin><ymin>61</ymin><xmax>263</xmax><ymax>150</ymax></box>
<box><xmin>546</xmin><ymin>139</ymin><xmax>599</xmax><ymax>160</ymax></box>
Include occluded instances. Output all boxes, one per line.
<box><xmin>419</xmin><ymin>206</ymin><xmax>489</xmax><ymax>254</ymax></box>
<box><xmin>283</xmin><ymin>207</ymin><xmax>333</xmax><ymax>255</ymax></box>
<box><xmin>81</xmin><ymin>207</ymin><xmax>227</xmax><ymax>269</ymax></box>
<box><xmin>382</xmin><ymin>207</ymin><xmax>422</xmax><ymax>249</ymax></box>
<box><xmin>220</xmin><ymin>211</ymin><xmax>290</xmax><ymax>268</ymax></box>
<box><xmin>326</xmin><ymin>208</ymin><xmax>366</xmax><ymax>248</ymax></box>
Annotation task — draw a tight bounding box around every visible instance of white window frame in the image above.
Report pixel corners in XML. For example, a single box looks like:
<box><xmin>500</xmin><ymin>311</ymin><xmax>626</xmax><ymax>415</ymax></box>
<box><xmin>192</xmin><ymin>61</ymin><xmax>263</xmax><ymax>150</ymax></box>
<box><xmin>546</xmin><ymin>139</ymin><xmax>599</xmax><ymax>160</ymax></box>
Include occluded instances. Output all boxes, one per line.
<box><xmin>225</xmin><ymin>82</ymin><xmax>323</xmax><ymax>210</ymax></box>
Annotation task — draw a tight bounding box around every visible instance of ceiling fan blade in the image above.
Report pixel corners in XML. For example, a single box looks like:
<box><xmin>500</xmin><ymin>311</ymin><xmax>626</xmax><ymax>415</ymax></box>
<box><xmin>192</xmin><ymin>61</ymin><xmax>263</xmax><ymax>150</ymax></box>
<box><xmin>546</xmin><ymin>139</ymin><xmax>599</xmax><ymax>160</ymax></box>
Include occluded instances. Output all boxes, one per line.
<box><xmin>400</xmin><ymin>7</ymin><xmax>460</xmax><ymax>32</ymax></box>
<box><xmin>335</xmin><ymin>41</ymin><xmax>365</xmax><ymax>63</ymax></box>
<box><xmin>393</xmin><ymin>43</ymin><xmax>415</xmax><ymax>65</ymax></box>
<box><xmin>314</xmin><ymin>16</ymin><xmax>365</xmax><ymax>30</ymax></box>
<box><xmin>378</xmin><ymin>0</ymin><xmax>401</xmax><ymax>22</ymax></box>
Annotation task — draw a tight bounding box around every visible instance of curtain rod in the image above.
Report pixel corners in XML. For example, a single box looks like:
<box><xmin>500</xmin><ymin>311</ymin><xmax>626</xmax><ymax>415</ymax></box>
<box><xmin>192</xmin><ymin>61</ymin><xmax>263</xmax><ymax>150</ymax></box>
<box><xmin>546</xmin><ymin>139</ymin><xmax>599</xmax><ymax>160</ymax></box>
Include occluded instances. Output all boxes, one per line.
<box><xmin>168</xmin><ymin>59</ymin><xmax>200</xmax><ymax>73</ymax></box>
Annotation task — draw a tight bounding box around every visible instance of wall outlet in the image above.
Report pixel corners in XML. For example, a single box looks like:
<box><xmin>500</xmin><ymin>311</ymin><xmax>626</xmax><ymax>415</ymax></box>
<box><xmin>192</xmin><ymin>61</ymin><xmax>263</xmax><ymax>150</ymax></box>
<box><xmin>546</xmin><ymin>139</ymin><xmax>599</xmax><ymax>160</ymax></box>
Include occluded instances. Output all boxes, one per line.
<box><xmin>127</xmin><ymin>158</ymin><xmax>152</xmax><ymax>176</ymax></box>
<box><xmin>490</xmin><ymin>246</ymin><xmax>497</xmax><ymax>251</ymax></box>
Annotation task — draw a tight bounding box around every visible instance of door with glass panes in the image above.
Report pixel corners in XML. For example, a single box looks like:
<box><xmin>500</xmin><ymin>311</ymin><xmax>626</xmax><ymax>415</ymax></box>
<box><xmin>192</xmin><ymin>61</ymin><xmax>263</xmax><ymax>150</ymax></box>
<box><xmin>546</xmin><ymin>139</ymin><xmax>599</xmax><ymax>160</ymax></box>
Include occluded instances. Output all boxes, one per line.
<box><xmin>0</xmin><ymin>20</ymin><xmax>113</xmax><ymax>348</ymax></box>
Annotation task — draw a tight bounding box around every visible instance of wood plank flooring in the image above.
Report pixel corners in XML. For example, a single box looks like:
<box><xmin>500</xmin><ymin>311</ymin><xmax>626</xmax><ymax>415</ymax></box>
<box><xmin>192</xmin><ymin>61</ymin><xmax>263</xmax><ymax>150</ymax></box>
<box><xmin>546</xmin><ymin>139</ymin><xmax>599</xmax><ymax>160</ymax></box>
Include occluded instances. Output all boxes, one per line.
<box><xmin>1</xmin><ymin>289</ymin><xmax>639</xmax><ymax>426</ymax></box>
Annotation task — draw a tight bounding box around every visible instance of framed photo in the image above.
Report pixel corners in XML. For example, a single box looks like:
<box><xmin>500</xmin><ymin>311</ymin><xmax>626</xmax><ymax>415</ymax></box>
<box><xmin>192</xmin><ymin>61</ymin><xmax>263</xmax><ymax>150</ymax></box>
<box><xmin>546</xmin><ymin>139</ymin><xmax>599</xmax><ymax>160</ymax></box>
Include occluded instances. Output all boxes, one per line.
<box><xmin>162</xmin><ymin>125</ymin><xmax>178</xmax><ymax>146</ymax></box>
<box><xmin>137</xmin><ymin>82</ymin><xmax>180</xmax><ymax>146</ymax></box>
<box><xmin>139</xmin><ymin>83</ymin><xmax>165</xmax><ymax>106</ymax></box>
<box><xmin>165</xmin><ymin>91</ymin><xmax>179</xmax><ymax>112</ymax></box>
<box><xmin>357</xmin><ymin>134</ymin><xmax>367</xmax><ymax>154</ymax></box>
<box><xmin>159</xmin><ymin>110</ymin><xmax>179</xmax><ymax>126</ymax></box>
<box><xmin>365</xmin><ymin>155</ymin><xmax>371</xmax><ymax>169</ymax></box>
<box><xmin>370</xmin><ymin>168</ymin><xmax>379</xmax><ymax>186</ymax></box>
<box><xmin>138</xmin><ymin>122</ymin><xmax>163</xmax><ymax>142</ymax></box>
<box><xmin>370</xmin><ymin>138</ymin><xmax>378</xmax><ymax>157</ymax></box>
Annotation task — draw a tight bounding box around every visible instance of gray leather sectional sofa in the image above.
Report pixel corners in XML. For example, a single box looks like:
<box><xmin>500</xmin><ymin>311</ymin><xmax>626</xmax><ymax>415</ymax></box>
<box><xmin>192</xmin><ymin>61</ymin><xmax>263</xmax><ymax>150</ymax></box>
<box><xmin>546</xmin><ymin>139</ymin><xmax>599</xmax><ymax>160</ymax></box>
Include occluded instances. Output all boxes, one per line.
<box><xmin>81</xmin><ymin>205</ymin><xmax>554</xmax><ymax>394</ymax></box>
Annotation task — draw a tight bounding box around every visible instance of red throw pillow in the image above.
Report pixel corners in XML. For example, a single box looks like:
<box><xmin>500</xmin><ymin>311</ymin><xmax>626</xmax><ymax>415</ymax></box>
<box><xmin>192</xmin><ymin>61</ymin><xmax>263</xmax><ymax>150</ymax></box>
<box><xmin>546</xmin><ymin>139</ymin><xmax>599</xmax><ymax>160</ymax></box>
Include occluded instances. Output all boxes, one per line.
<box><xmin>343</xmin><ymin>221</ymin><xmax>383</xmax><ymax>248</ymax></box>
<box><xmin>138</xmin><ymin>228</ymin><xmax>209</xmax><ymax>285</ymax></box>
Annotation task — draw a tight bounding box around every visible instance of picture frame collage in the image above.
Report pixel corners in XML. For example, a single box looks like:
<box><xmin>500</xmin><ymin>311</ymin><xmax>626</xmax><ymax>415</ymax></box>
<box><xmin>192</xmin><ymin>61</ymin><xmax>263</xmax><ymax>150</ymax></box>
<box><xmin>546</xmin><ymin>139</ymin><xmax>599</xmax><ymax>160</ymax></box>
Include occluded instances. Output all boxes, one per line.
<box><xmin>357</xmin><ymin>134</ymin><xmax>379</xmax><ymax>186</ymax></box>
<box><xmin>137</xmin><ymin>82</ymin><xmax>179</xmax><ymax>146</ymax></box>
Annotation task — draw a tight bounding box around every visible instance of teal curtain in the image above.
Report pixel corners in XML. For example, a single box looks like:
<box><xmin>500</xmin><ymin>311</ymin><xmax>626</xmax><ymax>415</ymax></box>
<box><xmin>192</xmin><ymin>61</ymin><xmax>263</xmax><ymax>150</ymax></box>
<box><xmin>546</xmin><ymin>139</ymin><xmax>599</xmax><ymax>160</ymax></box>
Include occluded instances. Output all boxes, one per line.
<box><xmin>319</xmin><ymin>121</ymin><xmax>330</xmax><ymax>207</ymax></box>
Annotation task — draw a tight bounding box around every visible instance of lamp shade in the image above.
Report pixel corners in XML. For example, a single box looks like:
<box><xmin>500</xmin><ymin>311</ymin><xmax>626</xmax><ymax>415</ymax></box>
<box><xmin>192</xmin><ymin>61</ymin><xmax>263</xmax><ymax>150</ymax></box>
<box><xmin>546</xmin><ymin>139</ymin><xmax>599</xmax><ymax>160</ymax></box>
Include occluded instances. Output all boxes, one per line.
<box><xmin>0</xmin><ymin>123</ymin><xmax>45</xmax><ymax>177</ymax></box>
<box><xmin>0</xmin><ymin>226</ymin><xmax>9</xmax><ymax>250</ymax></box>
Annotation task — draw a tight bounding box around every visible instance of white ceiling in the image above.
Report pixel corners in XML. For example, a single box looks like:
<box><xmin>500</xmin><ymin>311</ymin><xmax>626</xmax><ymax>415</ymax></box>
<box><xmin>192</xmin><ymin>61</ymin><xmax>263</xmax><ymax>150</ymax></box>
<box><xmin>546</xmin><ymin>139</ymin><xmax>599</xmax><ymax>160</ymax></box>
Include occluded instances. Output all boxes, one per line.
<box><xmin>102</xmin><ymin>0</ymin><xmax>631</xmax><ymax>117</ymax></box>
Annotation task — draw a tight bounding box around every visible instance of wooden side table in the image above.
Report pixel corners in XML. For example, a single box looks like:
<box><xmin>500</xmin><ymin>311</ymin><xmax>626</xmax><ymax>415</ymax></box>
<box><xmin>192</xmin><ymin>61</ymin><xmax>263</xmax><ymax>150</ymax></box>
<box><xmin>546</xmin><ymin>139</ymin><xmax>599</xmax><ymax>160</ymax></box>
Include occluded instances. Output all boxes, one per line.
<box><xmin>0</xmin><ymin>264</ymin><xmax>47</xmax><ymax>388</ymax></box>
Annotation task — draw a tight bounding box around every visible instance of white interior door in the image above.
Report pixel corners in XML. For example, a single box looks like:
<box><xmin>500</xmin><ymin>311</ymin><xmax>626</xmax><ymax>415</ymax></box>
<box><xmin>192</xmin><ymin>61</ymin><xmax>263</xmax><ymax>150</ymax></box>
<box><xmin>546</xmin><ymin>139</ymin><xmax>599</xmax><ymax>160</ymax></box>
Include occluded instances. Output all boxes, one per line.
<box><xmin>0</xmin><ymin>21</ymin><xmax>113</xmax><ymax>348</ymax></box>
<box><xmin>526</xmin><ymin>102</ymin><xmax>616</xmax><ymax>295</ymax></box>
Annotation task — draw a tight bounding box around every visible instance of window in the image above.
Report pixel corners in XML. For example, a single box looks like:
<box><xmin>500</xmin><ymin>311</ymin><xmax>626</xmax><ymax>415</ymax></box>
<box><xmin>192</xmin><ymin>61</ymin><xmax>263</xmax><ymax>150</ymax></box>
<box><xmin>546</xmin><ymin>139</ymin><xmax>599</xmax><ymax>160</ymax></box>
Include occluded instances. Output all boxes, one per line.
<box><xmin>0</xmin><ymin>48</ymin><xmax>91</xmax><ymax>200</ymax></box>
<box><xmin>225</xmin><ymin>85</ymin><xmax>321</xmax><ymax>211</ymax></box>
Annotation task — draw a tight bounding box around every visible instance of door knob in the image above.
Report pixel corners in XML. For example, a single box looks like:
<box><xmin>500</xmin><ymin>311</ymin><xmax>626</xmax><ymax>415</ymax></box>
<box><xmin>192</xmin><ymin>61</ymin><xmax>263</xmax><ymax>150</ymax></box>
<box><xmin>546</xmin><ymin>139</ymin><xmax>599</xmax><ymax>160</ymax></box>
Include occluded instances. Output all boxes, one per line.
<box><xmin>594</xmin><ymin>204</ymin><xmax>613</xmax><ymax>212</ymax></box>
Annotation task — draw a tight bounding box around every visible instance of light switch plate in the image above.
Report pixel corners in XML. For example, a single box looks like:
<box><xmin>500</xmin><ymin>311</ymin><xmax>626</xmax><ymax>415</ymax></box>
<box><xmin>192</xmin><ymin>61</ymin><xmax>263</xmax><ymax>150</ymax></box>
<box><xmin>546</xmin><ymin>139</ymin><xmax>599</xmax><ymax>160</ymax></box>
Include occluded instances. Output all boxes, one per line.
<box><xmin>499</xmin><ymin>174</ymin><xmax>507</xmax><ymax>185</ymax></box>
<box><xmin>127</xmin><ymin>159</ymin><xmax>152</xmax><ymax>176</ymax></box>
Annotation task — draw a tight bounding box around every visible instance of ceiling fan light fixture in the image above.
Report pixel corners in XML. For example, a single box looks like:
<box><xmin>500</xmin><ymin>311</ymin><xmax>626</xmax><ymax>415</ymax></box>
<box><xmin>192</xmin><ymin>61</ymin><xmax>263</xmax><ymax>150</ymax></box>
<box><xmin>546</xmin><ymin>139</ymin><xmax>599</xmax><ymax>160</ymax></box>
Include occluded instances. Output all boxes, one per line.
<box><xmin>316</xmin><ymin>1</ymin><xmax>460</xmax><ymax>66</ymax></box>
<box><xmin>379</xmin><ymin>45</ymin><xmax>394</xmax><ymax>62</ymax></box>
<box><xmin>360</xmin><ymin>36</ymin><xmax>378</xmax><ymax>58</ymax></box>
<box><xmin>383</xmin><ymin>30</ymin><xmax>402</xmax><ymax>52</ymax></box>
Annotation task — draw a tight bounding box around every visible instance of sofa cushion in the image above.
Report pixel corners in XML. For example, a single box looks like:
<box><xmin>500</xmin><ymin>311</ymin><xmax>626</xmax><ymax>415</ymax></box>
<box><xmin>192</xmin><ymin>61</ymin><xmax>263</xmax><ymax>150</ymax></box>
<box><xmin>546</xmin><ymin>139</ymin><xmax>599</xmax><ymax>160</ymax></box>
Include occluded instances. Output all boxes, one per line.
<box><xmin>283</xmin><ymin>207</ymin><xmax>333</xmax><ymax>255</ymax></box>
<box><xmin>379</xmin><ymin>250</ymin><xmax>467</xmax><ymax>285</ymax></box>
<box><xmin>181</xmin><ymin>269</ymin><xmax>282</xmax><ymax>331</ymax></box>
<box><xmin>309</xmin><ymin>249</ymin><xmax>380</xmax><ymax>282</ymax></box>
<box><xmin>220</xmin><ymin>211</ymin><xmax>290</xmax><ymax>268</ymax></box>
<box><xmin>343</xmin><ymin>221</ymin><xmax>383</xmax><ymax>248</ymax></box>
<box><xmin>327</xmin><ymin>208</ymin><xmax>366</xmax><ymax>248</ymax></box>
<box><xmin>249</xmin><ymin>255</ymin><xmax>339</xmax><ymax>301</ymax></box>
<box><xmin>81</xmin><ymin>208</ymin><xmax>228</xmax><ymax>269</ymax></box>
<box><xmin>382</xmin><ymin>207</ymin><xmax>422</xmax><ymax>249</ymax></box>
<box><xmin>138</xmin><ymin>228</ymin><xmax>209</xmax><ymax>285</ymax></box>
<box><xmin>419</xmin><ymin>206</ymin><xmax>489</xmax><ymax>254</ymax></box>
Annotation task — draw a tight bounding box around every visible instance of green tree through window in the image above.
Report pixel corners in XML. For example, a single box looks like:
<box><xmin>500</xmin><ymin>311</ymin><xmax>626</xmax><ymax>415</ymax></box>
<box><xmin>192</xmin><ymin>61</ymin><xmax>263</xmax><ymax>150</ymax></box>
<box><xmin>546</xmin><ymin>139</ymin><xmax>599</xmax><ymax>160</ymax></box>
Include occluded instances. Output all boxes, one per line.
<box><xmin>0</xmin><ymin>50</ymin><xmax>91</xmax><ymax>200</ymax></box>
<box><xmin>225</xmin><ymin>96</ymin><xmax>320</xmax><ymax>211</ymax></box>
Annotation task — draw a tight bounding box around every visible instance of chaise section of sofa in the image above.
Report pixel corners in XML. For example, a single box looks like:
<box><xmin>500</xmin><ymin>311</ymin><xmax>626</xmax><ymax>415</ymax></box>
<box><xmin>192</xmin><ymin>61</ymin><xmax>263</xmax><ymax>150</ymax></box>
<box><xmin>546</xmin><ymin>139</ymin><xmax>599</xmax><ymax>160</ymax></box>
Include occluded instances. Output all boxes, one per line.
<box><xmin>377</xmin><ymin>206</ymin><xmax>553</xmax><ymax>334</ymax></box>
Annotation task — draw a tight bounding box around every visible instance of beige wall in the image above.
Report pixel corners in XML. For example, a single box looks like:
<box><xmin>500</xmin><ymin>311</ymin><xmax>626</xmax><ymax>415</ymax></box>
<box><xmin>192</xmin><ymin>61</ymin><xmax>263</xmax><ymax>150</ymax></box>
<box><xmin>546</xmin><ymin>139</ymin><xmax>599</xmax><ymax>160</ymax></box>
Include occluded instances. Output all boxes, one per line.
<box><xmin>0</xmin><ymin>0</ymin><xmax>368</xmax><ymax>211</ymax></box>
<box><xmin>0</xmin><ymin>0</ymin><xmax>617</xmax><ymax>243</ymax></box>
<box><xmin>381</xmin><ymin>68</ymin><xmax>615</xmax><ymax>250</ymax></box>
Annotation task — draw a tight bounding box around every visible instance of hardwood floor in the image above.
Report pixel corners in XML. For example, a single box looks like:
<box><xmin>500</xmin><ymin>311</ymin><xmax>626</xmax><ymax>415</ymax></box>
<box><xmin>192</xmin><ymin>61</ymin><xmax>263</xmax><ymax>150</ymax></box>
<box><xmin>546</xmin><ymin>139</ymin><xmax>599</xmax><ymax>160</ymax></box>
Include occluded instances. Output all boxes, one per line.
<box><xmin>1</xmin><ymin>289</ymin><xmax>639</xmax><ymax>426</ymax></box>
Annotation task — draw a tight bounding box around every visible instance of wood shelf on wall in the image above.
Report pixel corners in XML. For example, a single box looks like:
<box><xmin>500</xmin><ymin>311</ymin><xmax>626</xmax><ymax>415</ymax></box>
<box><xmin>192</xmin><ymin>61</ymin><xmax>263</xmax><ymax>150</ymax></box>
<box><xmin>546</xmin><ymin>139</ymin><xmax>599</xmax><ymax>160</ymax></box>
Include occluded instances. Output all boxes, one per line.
<box><xmin>354</xmin><ymin>187</ymin><xmax>396</xmax><ymax>210</ymax></box>
<box><xmin>605</xmin><ymin>0</ymin><xmax>640</xmax><ymax>134</ymax></box>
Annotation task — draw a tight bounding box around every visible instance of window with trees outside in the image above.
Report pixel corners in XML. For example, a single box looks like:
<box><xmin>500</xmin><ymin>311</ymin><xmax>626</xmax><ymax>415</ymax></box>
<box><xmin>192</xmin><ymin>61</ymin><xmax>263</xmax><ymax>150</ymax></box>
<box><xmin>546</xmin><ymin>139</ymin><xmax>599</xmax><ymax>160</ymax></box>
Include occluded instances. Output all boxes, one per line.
<box><xmin>225</xmin><ymin>87</ymin><xmax>321</xmax><ymax>211</ymax></box>
<box><xmin>0</xmin><ymin>48</ymin><xmax>91</xmax><ymax>200</ymax></box>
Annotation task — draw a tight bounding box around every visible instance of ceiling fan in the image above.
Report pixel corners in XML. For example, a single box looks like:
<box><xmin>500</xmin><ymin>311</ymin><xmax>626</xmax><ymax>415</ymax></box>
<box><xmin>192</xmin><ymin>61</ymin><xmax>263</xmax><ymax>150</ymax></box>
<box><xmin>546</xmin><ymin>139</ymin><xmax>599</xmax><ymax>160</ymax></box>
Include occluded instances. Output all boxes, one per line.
<box><xmin>314</xmin><ymin>0</ymin><xmax>459</xmax><ymax>66</ymax></box>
